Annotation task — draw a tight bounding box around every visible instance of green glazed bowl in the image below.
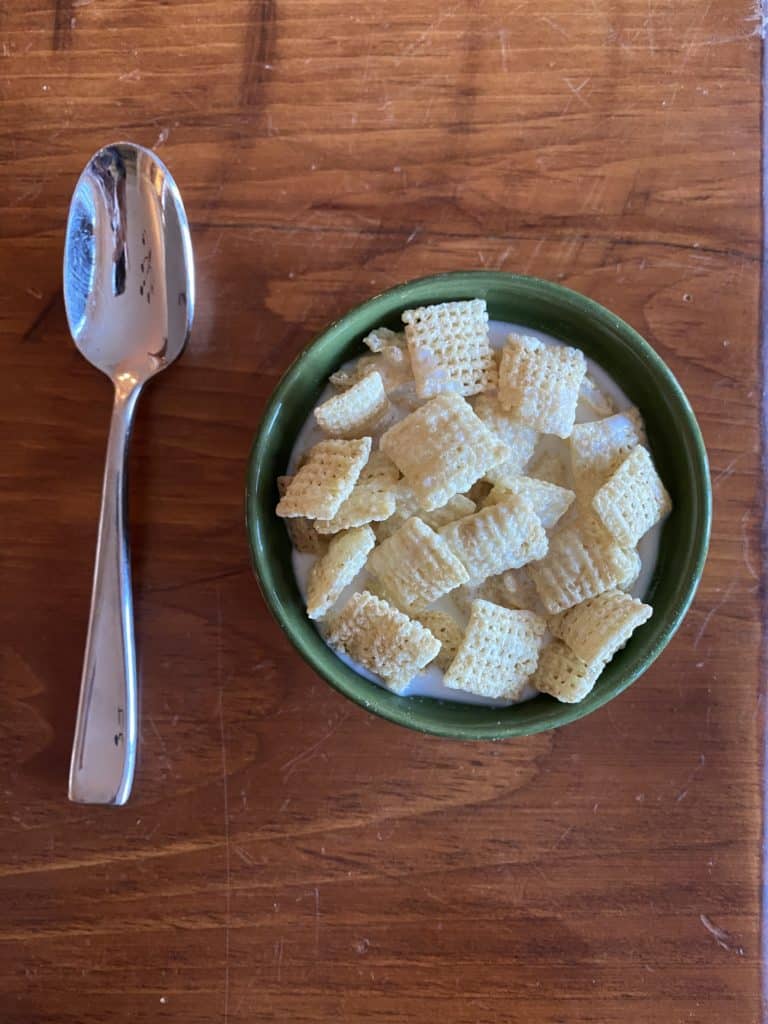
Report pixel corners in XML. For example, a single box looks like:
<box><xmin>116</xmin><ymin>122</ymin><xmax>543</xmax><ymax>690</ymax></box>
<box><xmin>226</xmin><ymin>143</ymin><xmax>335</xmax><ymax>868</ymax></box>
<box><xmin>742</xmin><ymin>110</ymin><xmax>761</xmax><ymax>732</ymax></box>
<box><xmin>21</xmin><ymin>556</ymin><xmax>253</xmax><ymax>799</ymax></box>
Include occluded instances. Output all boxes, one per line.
<box><xmin>246</xmin><ymin>272</ymin><xmax>711</xmax><ymax>739</ymax></box>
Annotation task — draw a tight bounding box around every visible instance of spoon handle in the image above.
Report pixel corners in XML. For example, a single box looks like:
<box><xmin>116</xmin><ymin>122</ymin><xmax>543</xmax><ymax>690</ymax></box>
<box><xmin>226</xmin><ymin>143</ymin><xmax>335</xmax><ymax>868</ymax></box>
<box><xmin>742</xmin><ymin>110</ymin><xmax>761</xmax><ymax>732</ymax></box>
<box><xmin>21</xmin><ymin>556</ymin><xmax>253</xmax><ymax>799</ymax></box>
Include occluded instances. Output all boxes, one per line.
<box><xmin>68</xmin><ymin>382</ymin><xmax>142</xmax><ymax>805</ymax></box>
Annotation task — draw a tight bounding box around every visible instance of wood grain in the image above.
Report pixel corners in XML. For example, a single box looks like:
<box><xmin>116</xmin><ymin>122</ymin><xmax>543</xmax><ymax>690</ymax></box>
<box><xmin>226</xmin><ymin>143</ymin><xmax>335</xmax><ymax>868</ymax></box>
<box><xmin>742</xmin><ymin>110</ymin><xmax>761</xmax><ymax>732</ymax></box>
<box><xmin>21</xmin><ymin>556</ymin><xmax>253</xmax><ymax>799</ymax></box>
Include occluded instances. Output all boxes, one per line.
<box><xmin>0</xmin><ymin>1</ymin><xmax>763</xmax><ymax>1021</ymax></box>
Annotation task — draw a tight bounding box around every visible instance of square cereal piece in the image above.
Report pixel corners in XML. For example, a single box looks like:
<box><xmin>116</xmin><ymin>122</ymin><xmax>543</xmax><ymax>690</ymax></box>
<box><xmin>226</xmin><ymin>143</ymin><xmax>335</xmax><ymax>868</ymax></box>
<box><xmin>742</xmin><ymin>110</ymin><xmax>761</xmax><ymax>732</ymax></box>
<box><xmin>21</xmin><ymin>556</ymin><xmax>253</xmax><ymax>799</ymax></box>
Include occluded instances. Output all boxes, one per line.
<box><xmin>326</xmin><ymin>591</ymin><xmax>439</xmax><ymax>693</ymax></box>
<box><xmin>314</xmin><ymin>371</ymin><xmax>391</xmax><ymax>439</ymax></box>
<box><xmin>444</xmin><ymin>599</ymin><xmax>547</xmax><ymax>699</ymax></box>
<box><xmin>498</xmin><ymin>334</ymin><xmax>586</xmax><ymax>438</ymax></box>
<box><xmin>403</xmin><ymin>299</ymin><xmax>495</xmax><ymax>398</ymax></box>
<box><xmin>380</xmin><ymin>393</ymin><xmax>509</xmax><ymax>511</ymax></box>
<box><xmin>367</xmin><ymin>516</ymin><xmax>470</xmax><ymax>611</ymax></box>
<box><xmin>527</xmin><ymin>514</ymin><xmax>637</xmax><ymax>614</ymax></box>
<box><xmin>277</xmin><ymin>476</ymin><xmax>328</xmax><ymax>555</ymax></box>
<box><xmin>315</xmin><ymin>452</ymin><xmax>400</xmax><ymax>534</ymax></box>
<box><xmin>579</xmin><ymin>374</ymin><xmax>617</xmax><ymax>419</ymax></box>
<box><xmin>569</xmin><ymin>409</ymin><xmax>646</xmax><ymax>499</ymax></box>
<box><xmin>414</xmin><ymin>610</ymin><xmax>463</xmax><ymax>671</ymax></box>
<box><xmin>592</xmin><ymin>446</ymin><xmax>671</xmax><ymax>547</ymax></box>
<box><xmin>617</xmin><ymin>547</ymin><xmax>641</xmax><ymax>591</ymax></box>
<box><xmin>484</xmin><ymin>476</ymin><xmax>574</xmax><ymax>530</ymax></box>
<box><xmin>276</xmin><ymin>437</ymin><xmax>371</xmax><ymax>520</ymax></box>
<box><xmin>531</xmin><ymin>639</ymin><xmax>603</xmax><ymax>703</ymax></box>
<box><xmin>471</xmin><ymin>394</ymin><xmax>538</xmax><ymax>484</ymax></box>
<box><xmin>306</xmin><ymin>526</ymin><xmax>376</xmax><ymax>620</ymax></box>
<box><xmin>439</xmin><ymin>494</ymin><xmax>548</xmax><ymax>582</ymax></box>
<box><xmin>551</xmin><ymin>589</ymin><xmax>652</xmax><ymax>665</ymax></box>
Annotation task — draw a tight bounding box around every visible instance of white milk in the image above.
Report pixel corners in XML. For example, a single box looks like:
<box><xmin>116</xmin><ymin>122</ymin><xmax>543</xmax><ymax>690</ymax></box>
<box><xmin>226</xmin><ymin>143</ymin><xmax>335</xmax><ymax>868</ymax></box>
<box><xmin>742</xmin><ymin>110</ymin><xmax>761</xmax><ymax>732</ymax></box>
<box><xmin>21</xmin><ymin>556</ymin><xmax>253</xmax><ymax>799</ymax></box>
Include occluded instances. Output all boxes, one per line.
<box><xmin>288</xmin><ymin>321</ymin><xmax>662</xmax><ymax>706</ymax></box>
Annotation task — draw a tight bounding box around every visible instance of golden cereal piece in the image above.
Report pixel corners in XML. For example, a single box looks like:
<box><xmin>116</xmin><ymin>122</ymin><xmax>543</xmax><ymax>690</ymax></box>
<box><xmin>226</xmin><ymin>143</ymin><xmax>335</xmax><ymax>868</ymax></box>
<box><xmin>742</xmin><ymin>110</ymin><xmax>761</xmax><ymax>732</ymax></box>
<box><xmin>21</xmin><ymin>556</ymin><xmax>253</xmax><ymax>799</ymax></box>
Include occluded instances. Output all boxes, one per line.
<box><xmin>326</xmin><ymin>590</ymin><xmax>439</xmax><ymax>693</ymax></box>
<box><xmin>498</xmin><ymin>334</ymin><xmax>586</xmax><ymax>438</ymax></box>
<box><xmin>277</xmin><ymin>476</ymin><xmax>328</xmax><ymax>554</ymax></box>
<box><xmin>483</xmin><ymin>476</ymin><xmax>575</xmax><ymax>530</ymax></box>
<box><xmin>380</xmin><ymin>393</ymin><xmax>509</xmax><ymax>511</ymax></box>
<box><xmin>367</xmin><ymin>516</ymin><xmax>470</xmax><ymax>611</ymax></box>
<box><xmin>314</xmin><ymin>452</ymin><xmax>400</xmax><ymax>534</ymax></box>
<box><xmin>276</xmin><ymin>437</ymin><xmax>371</xmax><ymax>520</ymax></box>
<box><xmin>592</xmin><ymin>446</ymin><xmax>672</xmax><ymax>547</ymax></box>
<box><xmin>403</xmin><ymin>299</ymin><xmax>495</xmax><ymax>398</ymax></box>
<box><xmin>569</xmin><ymin>409</ymin><xmax>646</xmax><ymax>500</ymax></box>
<box><xmin>306</xmin><ymin>526</ymin><xmax>376</xmax><ymax>620</ymax></box>
<box><xmin>414</xmin><ymin>610</ymin><xmax>464</xmax><ymax>671</ymax></box>
<box><xmin>551</xmin><ymin>589</ymin><xmax>652</xmax><ymax>666</ymax></box>
<box><xmin>444</xmin><ymin>600</ymin><xmax>547</xmax><ymax>700</ymax></box>
<box><xmin>531</xmin><ymin>640</ymin><xmax>603</xmax><ymax>703</ymax></box>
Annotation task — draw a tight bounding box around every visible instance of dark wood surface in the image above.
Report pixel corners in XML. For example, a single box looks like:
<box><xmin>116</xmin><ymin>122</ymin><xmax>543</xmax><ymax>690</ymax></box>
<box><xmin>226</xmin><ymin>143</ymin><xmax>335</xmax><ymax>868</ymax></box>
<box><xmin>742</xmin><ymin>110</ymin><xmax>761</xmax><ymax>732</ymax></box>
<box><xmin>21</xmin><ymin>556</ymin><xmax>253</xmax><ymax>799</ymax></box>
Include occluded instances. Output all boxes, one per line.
<box><xmin>0</xmin><ymin>1</ymin><xmax>763</xmax><ymax>1021</ymax></box>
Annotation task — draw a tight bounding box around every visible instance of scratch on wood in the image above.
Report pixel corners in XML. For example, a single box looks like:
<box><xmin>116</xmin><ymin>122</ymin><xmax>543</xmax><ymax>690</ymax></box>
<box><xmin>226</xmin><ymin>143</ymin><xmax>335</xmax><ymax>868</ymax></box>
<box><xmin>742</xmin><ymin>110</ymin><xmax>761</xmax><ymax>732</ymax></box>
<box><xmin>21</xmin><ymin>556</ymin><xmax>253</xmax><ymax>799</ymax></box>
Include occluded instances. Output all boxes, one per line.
<box><xmin>740</xmin><ymin>510</ymin><xmax>759</xmax><ymax>581</ymax></box>
<box><xmin>21</xmin><ymin>290</ymin><xmax>61</xmax><ymax>343</ymax></box>
<box><xmin>693</xmin><ymin>581</ymin><xmax>737</xmax><ymax>649</ymax></box>
<box><xmin>700</xmin><ymin>913</ymin><xmax>745</xmax><ymax>954</ymax></box>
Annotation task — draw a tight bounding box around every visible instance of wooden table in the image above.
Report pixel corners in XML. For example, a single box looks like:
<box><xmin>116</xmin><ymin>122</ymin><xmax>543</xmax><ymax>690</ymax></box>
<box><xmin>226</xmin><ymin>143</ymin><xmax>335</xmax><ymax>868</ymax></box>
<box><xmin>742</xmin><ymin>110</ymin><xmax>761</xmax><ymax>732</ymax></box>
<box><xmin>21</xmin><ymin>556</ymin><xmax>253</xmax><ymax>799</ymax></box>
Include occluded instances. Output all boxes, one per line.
<box><xmin>0</xmin><ymin>2</ymin><xmax>762</xmax><ymax>1021</ymax></box>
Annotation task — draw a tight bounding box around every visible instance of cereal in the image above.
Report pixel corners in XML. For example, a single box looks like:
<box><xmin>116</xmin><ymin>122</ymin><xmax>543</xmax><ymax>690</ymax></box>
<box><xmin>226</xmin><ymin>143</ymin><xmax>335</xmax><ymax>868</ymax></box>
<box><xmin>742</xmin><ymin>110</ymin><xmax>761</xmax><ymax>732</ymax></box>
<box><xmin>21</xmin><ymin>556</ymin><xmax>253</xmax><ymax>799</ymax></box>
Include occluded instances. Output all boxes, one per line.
<box><xmin>419</xmin><ymin>494</ymin><xmax>476</xmax><ymax>530</ymax></box>
<box><xmin>403</xmin><ymin>299</ymin><xmax>495</xmax><ymax>398</ymax></box>
<box><xmin>592</xmin><ymin>446</ymin><xmax>672</xmax><ymax>546</ymax></box>
<box><xmin>367</xmin><ymin>516</ymin><xmax>470</xmax><ymax>611</ymax></box>
<box><xmin>444</xmin><ymin>600</ymin><xmax>547</xmax><ymax>699</ymax></box>
<box><xmin>531</xmin><ymin>640</ymin><xmax>603</xmax><ymax>703</ymax></box>
<box><xmin>363</xmin><ymin>326</ymin><xmax>405</xmax><ymax>353</ymax></box>
<box><xmin>439</xmin><ymin>494</ymin><xmax>548</xmax><ymax>582</ymax></box>
<box><xmin>500</xmin><ymin>566</ymin><xmax>547</xmax><ymax>614</ymax></box>
<box><xmin>483</xmin><ymin>476</ymin><xmax>575</xmax><ymax>530</ymax></box>
<box><xmin>315</xmin><ymin>452</ymin><xmax>400</xmax><ymax>534</ymax></box>
<box><xmin>471</xmin><ymin>394</ymin><xmax>538</xmax><ymax>484</ymax></box>
<box><xmin>414</xmin><ymin>610</ymin><xmax>463</xmax><ymax>671</ymax></box>
<box><xmin>276</xmin><ymin>437</ymin><xmax>371</xmax><ymax>520</ymax></box>
<box><xmin>616</xmin><ymin>547</ymin><xmax>641</xmax><ymax>591</ymax></box>
<box><xmin>326</xmin><ymin>590</ymin><xmax>439</xmax><ymax>693</ymax></box>
<box><xmin>551</xmin><ymin>589</ymin><xmax>653</xmax><ymax>665</ymax></box>
<box><xmin>277</xmin><ymin>476</ymin><xmax>328</xmax><ymax>554</ymax></box>
<box><xmin>527</xmin><ymin>514</ymin><xmax>637</xmax><ymax>614</ymax></box>
<box><xmin>306</xmin><ymin>526</ymin><xmax>376</xmax><ymax>620</ymax></box>
<box><xmin>579</xmin><ymin>374</ymin><xmax>616</xmax><ymax>418</ymax></box>
<box><xmin>314</xmin><ymin>371</ymin><xmax>391</xmax><ymax>438</ymax></box>
<box><xmin>569</xmin><ymin>409</ymin><xmax>645</xmax><ymax>499</ymax></box>
<box><xmin>498</xmin><ymin>334</ymin><xmax>586</xmax><ymax>437</ymax></box>
<box><xmin>380</xmin><ymin>393</ymin><xmax>509</xmax><ymax>510</ymax></box>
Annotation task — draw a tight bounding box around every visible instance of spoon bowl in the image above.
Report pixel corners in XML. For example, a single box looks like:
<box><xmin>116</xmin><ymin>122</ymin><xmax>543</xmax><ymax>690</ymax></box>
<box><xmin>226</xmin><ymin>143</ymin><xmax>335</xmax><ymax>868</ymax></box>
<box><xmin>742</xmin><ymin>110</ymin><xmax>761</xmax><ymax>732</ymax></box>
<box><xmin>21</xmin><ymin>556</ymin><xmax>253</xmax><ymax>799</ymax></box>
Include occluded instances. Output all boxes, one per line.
<box><xmin>64</xmin><ymin>142</ymin><xmax>194</xmax><ymax>804</ymax></box>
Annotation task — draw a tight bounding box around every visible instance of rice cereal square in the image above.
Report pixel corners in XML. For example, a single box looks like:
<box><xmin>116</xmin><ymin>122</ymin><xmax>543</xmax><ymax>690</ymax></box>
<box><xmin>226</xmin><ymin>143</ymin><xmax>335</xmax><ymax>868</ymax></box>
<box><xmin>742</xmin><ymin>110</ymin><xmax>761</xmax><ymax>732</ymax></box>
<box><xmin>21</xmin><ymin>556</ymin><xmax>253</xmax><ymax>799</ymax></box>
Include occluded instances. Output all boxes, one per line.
<box><xmin>498</xmin><ymin>334</ymin><xmax>586</xmax><ymax>438</ymax></box>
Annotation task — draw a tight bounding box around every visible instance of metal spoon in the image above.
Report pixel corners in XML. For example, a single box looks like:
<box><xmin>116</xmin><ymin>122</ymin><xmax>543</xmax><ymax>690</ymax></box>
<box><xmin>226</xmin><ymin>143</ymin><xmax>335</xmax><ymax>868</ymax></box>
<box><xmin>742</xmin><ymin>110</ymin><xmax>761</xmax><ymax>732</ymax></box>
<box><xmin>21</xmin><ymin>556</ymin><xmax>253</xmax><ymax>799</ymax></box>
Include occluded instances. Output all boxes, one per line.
<box><xmin>63</xmin><ymin>142</ymin><xmax>194</xmax><ymax>805</ymax></box>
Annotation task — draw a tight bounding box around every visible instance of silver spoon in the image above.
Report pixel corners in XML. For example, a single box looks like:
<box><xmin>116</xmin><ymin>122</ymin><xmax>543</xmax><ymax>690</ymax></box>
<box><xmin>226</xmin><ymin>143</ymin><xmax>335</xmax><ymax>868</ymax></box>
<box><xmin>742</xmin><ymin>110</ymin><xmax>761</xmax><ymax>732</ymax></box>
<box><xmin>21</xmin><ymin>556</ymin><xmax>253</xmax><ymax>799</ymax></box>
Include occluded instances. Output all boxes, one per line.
<box><xmin>63</xmin><ymin>142</ymin><xmax>194</xmax><ymax>805</ymax></box>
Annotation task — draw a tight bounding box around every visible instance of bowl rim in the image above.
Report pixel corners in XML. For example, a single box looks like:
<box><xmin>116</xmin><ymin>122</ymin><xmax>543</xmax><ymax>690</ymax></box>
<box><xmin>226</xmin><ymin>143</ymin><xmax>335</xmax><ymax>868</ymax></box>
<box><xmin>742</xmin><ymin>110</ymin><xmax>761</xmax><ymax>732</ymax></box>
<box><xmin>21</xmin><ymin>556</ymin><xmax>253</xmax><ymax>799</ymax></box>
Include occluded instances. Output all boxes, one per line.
<box><xmin>246</xmin><ymin>271</ymin><xmax>712</xmax><ymax>739</ymax></box>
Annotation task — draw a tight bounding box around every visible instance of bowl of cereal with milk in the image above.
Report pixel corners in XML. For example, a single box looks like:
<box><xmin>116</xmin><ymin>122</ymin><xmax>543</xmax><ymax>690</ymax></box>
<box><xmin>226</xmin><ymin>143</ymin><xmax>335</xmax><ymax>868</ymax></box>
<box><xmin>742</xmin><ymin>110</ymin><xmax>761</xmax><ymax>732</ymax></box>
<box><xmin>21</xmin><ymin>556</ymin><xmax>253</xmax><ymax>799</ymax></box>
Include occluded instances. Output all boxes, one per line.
<box><xmin>247</xmin><ymin>272</ymin><xmax>710</xmax><ymax>739</ymax></box>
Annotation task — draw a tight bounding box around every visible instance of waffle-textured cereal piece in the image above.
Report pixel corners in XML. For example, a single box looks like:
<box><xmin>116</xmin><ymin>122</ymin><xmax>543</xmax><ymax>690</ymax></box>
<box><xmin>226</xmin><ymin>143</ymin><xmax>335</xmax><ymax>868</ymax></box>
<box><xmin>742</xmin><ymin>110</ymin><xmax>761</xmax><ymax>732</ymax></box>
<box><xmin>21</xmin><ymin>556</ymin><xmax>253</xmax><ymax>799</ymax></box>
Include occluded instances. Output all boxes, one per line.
<box><xmin>414</xmin><ymin>610</ymin><xmax>463</xmax><ymax>671</ymax></box>
<box><xmin>277</xmin><ymin>477</ymin><xmax>328</xmax><ymax>554</ymax></box>
<box><xmin>579</xmin><ymin>374</ymin><xmax>616</xmax><ymax>419</ymax></box>
<box><xmin>569</xmin><ymin>408</ymin><xmax>645</xmax><ymax>500</ymax></box>
<box><xmin>531</xmin><ymin>640</ymin><xmax>603</xmax><ymax>703</ymax></box>
<box><xmin>444</xmin><ymin>600</ymin><xmax>547</xmax><ymax>699</ymax></box>
<box><xmin>471</xmin><ymin>394</ymin><xmax>538</xmax><ymax>484</ymax></box>
<box><xmin>314</xmin><ymin>452</ymin><xmax>400</xmax><ymax>534</ymax></box>
<box><xmin>498</xmin><ymin>334</ymin><xmax>586</xmax><ymax>438</ymax></box>
<box><xmin>367</xmin><ymin>516</ymin><xmax>470</xmax><ymax>611</ymax></box>
<box><xmin>592</xmin><ymin>446</ymin><xmax>672</xmax><ymax>547</ymax></box>
<box><xmin>527</xmin><ymin>514</ymin><xmax>637</xmax><ymax>614</ymax></box>
<box><xmin>529</xmin><ymin>449</ymin><xmax>570</xmax><ymax>489</ymax></box>
<box><xmin>438</xmin><ymin>494</ymin><xmax>548</xmax><ymax>582</ymax></box>
<box><xmin>314</xmin><ymin>371</ymin><xmax>391</xmax><ymax>439</ymax></box>
<box><xmin>419</xmin><ymin>494</ymin><xmax>476</xmax><ymax>530</ymax></box>
<box><xmin>326</xmin><ymin>590</ymin><xmax>439</xmax><ymax>693</ymax></box>
<box><xmin>306</xmin><ymin>526</ymin><xmax>376</xmax><ymax>620</ymax></box>
<box><xmin>380</xmin><ymin>394</ymin><xmax>509</xmax><ymax>511</ymax></box>
<box><xmin>484</xmin><ymin>477</ymin><xmax>575</xmax><ymax>530</ymax></box>
<box><xmin>403</xmin><ymin>299</ymin><xmax>495</xmax><ymax>398</ymax></box>
<box><xmin>551</xmin><ymin>589</ymin><xmax>652</xmax><ymax>666</ymax></box>
<box><xmin>276</xmin><ymin>437</ymin><xmax>371</xmax><ymax>520</ymax></box>
<box><xmin>617</xmin><ymin>547</ymin><xmax>641</xmax><ymax>591</ymax></box>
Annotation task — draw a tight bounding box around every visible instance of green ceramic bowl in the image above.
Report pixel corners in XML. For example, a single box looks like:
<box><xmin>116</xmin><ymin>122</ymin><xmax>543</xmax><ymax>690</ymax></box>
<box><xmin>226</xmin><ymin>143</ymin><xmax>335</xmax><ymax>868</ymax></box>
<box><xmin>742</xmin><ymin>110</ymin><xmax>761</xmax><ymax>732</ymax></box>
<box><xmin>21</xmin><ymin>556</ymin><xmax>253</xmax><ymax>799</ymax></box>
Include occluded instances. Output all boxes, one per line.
<box><xmin>246</xmin><ymin>272</ymin><xmax>710</xmax><ymax>739</ymax></box>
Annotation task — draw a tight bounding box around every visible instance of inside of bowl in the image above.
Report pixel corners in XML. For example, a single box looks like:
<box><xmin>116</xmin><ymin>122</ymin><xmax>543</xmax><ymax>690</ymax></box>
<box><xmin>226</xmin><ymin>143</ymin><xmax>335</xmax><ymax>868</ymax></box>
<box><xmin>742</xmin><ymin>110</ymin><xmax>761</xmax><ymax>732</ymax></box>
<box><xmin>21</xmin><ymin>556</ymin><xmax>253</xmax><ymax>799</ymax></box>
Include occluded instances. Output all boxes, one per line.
<box><xmin>248</xmin><ymin>272</ymin><xmax>710</xmax><ymax>739</ymax></box>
